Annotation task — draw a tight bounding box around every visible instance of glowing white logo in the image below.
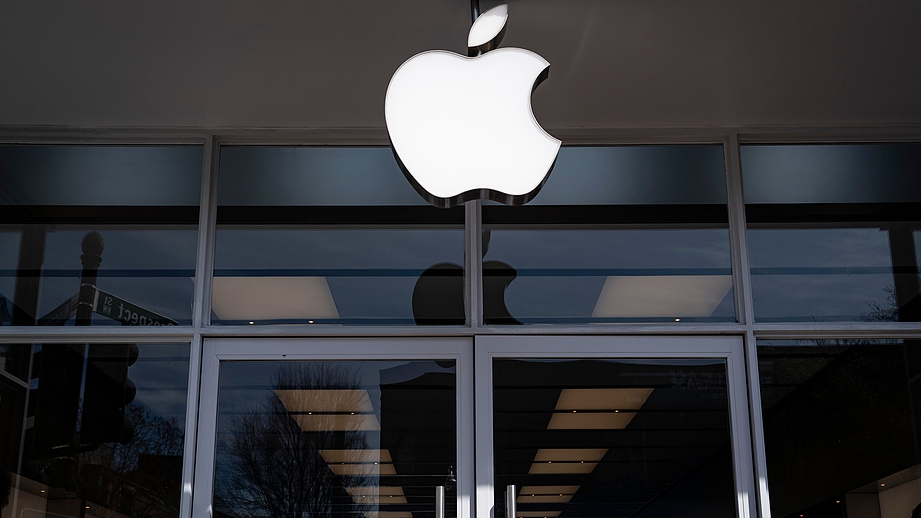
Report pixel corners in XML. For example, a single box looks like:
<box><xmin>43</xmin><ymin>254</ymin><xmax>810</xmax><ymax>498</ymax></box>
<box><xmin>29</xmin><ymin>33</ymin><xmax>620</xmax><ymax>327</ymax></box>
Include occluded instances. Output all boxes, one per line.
<box><xmin>385</xmin><ymin>4</ymin><xmax>561</xmax><ymax>208</ymax></box>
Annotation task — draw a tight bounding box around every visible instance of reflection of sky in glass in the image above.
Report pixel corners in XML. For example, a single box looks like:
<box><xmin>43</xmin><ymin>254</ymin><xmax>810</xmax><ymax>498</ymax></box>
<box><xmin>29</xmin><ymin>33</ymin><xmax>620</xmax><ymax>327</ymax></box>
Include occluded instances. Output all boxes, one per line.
<box><xmin>130</xmin><ymin>343</ymin><xmax>191</xmax><ymax>427</ymax></box>
<box><xmin>0</xmin><ymin>145</ymin><xmax>202</xmax><ymax>205</ymax></box>
<box><xmin>748</xmin><ymin>228</ymin><xmax>894</xmax><ymax>321</ymax></box>
<box><xmin>484</xmin><ymin>229</ymin><xmax>735</xmax><ymax>322</ymax></box>
<box><xmin>524</xmin><ymin>145</ymin><xmax>727</xmax><ymax>205</ymax></box>
<box><xmin>218</xmin><ymin>147</ymin><xmax>424</xmax><ymax>206</ymax></box>
<box><xmin>213</xmin><ymin>229</ymin><xmax>464</xmax><ymax>324</ymax></box>
<box><xmin>38</xmin><ymin>228</ymin><xmax>198</xmax><ymax>324</ymax></box>
<box><xmin>741</xmin><ymin>144</ymin><xmax>921</xmax><ymax>204</ymax></box>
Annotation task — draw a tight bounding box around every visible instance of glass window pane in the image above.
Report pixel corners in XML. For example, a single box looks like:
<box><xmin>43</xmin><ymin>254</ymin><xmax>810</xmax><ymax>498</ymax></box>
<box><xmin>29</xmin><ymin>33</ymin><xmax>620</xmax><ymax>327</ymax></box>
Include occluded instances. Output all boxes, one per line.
<box><xmin>212</xmin><ymin>359</ymin><xmax>457</xmax><ymax>518</ymax></box>
<box><xmin>483</xmin><ymin>229</ymin><xmax>735</xmax><ymax>324</ymax></box>
<box><xmin>494</xmin><ymin>358</ymin><xmax>736</xmax><ymax>518</ymax></box>
<box><xmin>213</xmin><ymin>228</ymin><xmax>464</xmax><ymax>325</ymax></box>
<box><xmin>523</xmin><ymin>145</ymin><xmax>727</xmax><ymax>205</ymax></box>
<box><xmin>0</xmin><ymin>145</ymin><xmax>202</xmax><ymax>326</ymax></box>
<box><xmin>213</xmin><ymin>147</ymin><xmax>465</xmax><ymax>326</ymax></box>
<box><xmin>2</xmin><ymin>342</ymin><xmax>191</xmax><ymax>518</ymax></box>
<box><xmin>218</xmin><ymin>147</ymin><xmax>426</xmax><ymax>206</ymax></box>
<box><xmin>758</xmin><ymin>339</ymin><xmax>921</xmax><ymax>518</ymax></box>
<box><xmin>483</xmin><ymin>145</ymin><xmax>734</xmax><ymax>324</ymax></box>
<box><xmin>742</xmin><ymin>144</ymin><xmax>921</xmax><ymax>322</ymax></box>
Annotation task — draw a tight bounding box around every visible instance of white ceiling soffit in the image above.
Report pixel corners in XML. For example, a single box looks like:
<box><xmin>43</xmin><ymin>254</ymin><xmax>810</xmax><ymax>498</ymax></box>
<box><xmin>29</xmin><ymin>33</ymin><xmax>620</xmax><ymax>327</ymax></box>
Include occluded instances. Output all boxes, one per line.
<box><xmin>211</xmin><ymin>276</ymin><xmax>339</xmax><ymax>321</ymax></box>
<box><xmin>592</xmin><ymin>275</ymin><xmax>732</xmax><ymax>318</ymax></box>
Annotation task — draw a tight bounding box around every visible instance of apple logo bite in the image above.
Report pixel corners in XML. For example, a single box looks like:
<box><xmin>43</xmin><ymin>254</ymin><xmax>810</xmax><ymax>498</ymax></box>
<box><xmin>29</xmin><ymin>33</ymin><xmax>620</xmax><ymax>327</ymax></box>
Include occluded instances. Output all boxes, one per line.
<box><xmin>385</xmin><ymin>4</ymin><xmax>561</xmax><ymax>208</ymax></box>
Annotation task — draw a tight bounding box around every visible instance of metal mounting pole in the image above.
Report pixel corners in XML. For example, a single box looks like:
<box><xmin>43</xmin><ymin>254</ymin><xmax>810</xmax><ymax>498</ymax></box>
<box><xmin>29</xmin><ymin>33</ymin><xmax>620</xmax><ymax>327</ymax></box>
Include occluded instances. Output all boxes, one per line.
<box><xmin>506</xmin><ymin>485</ymin><xmax>516</xmax><ymax>518</ymax></box>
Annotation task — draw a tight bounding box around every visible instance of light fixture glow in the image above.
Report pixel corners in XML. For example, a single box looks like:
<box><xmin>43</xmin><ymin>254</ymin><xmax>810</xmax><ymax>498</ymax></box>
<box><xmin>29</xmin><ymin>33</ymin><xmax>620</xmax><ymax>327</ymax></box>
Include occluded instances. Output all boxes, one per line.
<box><xmin>276</xmin><ymin>389</ymin><xmax>380</xmax><ymax>431</ymax></box>
<box><xmin>528</xmin><ymin>448</ymin><xmax>607</xmax><ymax>474</ymax></box>
<box><xmin>548</xmin><ymin>388</ymin><xmax>653</xmax><ymax>429</ymax></box>
<box><xmin>345</xmin><ymin>486</ymin><xmax>407</xmax><ymax>505</ymax></box>
<box><xmin>592</xmin><ymin>275</ymin><xmax>732</xmax><ymax>318</ymax></box>
<box><xmin>211</xmin><ymin>276</ymin><xmax>339</xmax><ymax>322</ymax></box>
<box><xmin>320</xmin><ymin>450</ymin><xmax>397</xmax><ymax>476</ymax></box>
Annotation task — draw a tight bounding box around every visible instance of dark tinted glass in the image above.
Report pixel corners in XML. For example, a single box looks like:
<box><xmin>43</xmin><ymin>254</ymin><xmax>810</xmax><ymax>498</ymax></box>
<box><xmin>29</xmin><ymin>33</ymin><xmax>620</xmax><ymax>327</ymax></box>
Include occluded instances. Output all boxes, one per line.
<box><xmin>758</xmin><ymin>339</ymin><xmax>921</xmax><ymax>518</ymax></box>
<box><xmin>0</xmin><ymin>145</ymin><xmax>202</xmax><ymax>326</ymax></box>
<box><xmin>214</xmin><ymin>147</ymin><xmax>465</xmax><ymax>326</ymax></box>
<box><xmin>1</xmin><ymin>342</ymin><xmax>191</xmax><ymax>518</ymax></box>
<box><xmin>742</xmin><ymin>144</ymin><xmax>921</xmax><ymax>322</ymax></box>
<box><xmin>483</xmin><ymin>145</ymin><xmax>735</xmax><ymax>324</ymax></box>
<box><xmin>525</xmin><ymin>145</ymin><xmax>727</xmax><ymax>205</ymax></box>
<box><xmin>218</xmin><ymin>147</ymin><xmax>426</xmax><ymax>206</ymax></box>
<box><xmin>212</xmin><ymin>359</ymin><xmax>457</xmax><ymax>518</ymax></box>
<box><xmin>494</xmin><ymin>358</ymin><xmax>736</xmax><ymax>518</ymax></box>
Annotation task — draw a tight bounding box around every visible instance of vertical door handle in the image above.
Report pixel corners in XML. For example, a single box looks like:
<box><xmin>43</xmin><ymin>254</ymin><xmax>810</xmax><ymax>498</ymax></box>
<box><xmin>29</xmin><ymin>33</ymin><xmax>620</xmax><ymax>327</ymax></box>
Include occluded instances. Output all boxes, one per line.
<box><xmin>436</xmin><ymin>485</ymin><xmax>445</xmax><ymax>518</ymax></box>
<box><xmin>506</xmin><ymin>484</ymin><xmax>516</xmax><ymax>518</ymax></box>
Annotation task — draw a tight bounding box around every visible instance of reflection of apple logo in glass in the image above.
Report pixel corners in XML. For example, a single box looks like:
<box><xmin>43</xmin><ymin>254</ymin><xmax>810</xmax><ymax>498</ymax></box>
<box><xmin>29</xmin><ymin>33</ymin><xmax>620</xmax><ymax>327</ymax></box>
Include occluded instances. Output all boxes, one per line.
<box><xmin>385</xmin><ymin>4</ymin><xmax>561</xmax><ymax>208</ymax></box>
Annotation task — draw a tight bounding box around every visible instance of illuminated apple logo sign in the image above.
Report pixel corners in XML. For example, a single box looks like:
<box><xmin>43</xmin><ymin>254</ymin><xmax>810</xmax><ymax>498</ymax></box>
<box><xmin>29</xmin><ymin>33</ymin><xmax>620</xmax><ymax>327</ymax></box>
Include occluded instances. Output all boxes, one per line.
<box><xmin>385</xmin><ymin>4</ymin><xmax>561</xmax><ymax>208</ymax></box>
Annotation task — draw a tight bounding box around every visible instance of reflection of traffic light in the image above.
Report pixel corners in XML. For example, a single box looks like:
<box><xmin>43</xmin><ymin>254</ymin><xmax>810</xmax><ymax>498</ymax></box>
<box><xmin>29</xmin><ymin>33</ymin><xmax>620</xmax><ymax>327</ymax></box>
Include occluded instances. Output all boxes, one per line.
<box><xmin>32</xmin><ymin>344</ymin><xmax>84</xmax><ymax>456</ymax></box>
<box><xmin>80</xmin><ymin>344</ymin><xmax>139</xmax><ymax>446</ymax></box>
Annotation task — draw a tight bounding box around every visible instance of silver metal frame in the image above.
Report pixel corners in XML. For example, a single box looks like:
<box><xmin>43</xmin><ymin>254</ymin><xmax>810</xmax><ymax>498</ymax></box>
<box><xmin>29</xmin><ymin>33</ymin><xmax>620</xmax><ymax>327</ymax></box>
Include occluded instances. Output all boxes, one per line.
<box><xmin>191</xmin><ymin>337</ymin><xmax>475</xmax><ymax>518</ymax></box>
<box><xmin>1</xmin><ymin>125</ymin><xmax>920</xmax><ymax>518</ymax></box>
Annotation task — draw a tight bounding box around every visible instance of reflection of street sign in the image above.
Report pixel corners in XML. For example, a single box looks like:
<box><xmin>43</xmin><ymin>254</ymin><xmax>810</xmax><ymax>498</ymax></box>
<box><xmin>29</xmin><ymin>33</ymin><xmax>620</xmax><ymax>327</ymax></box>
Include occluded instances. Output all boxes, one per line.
<box><xmin>94</xmin><ymin>289</ymin><xmax>177</xmax><ymax>326</ymax></box>
<box><xmin>37</xmin><ymin>294</ymin><xmax>79</xmax><ymax>326</ymax></box>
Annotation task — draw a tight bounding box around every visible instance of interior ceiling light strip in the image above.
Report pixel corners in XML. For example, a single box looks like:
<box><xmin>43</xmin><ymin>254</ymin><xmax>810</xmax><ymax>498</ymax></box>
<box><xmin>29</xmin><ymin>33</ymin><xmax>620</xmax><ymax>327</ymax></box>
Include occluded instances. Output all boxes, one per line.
<box><xmin>319</xmin><ymin>449</ymin><xmax>396</xmax><ymax>476</ymax></box>
<box><xmin>528</xmin><ymin>448</ymin><xmax>608</xmax><ymax>474</ymax></box>
<box><xmin>276</xmin><ymin>389</ymin><xmax>381</xmax><ymax>431</ymax></box>
<box><xmin>518</xmin><ymin>486</ymin><xmax>579</xmax><ymax>504</ymax></box>
<box><xmin>211</xmin><ymin>276</ymin><xmax>340</xmax><ymax>321</ymax></box>
<box><xmin>345</xmin><ymin>486</ymin><xmax>408</xmax><ymax>505</ymax></box>
<box><xmin>548</xmin><ymin>388</ymin><xmax>653</xmax><ymax>430</ymax></box>
<box><xmin>592</xmin><ymin>275</ymin><xmax>732</xmax><ymax>318</ymax></box>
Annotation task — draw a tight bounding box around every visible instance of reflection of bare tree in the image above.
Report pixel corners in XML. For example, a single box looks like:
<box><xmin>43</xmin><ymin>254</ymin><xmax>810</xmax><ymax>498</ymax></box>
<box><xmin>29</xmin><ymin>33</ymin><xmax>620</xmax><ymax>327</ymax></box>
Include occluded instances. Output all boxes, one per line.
<box><xmin>216</xmin><ymin>363</ymin><xmax>371</xmax><ymax>518</ymax></box>
<box><xmin>71</xmin><ymin>403</ymin><xmax>185</xmax><ymax>518</ymax></box>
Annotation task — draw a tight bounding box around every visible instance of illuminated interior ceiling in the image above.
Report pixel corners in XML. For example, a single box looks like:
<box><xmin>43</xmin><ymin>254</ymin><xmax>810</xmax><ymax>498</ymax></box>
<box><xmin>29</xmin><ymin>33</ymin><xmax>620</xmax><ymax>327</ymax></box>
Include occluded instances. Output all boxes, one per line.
<box><xmin>275</xmin><ymin>389</ymin><xmax>380</xmax><ymax>431</ymax></box>
<box><xmin>529</xmin><ymin>448</ymin><xmax>608</xmax><ymax>474</ymax></box>
<box><xmin>319</xmin><ymin>449</ymin><xmax>397</xmax><ymax>476</ymax></box>
<box><xmin>345</xmin><ymin>486</ymin><xmax>408</xmax><ymax>505</ymax></box>
<box><xmin>548</xmin><ymin>388</ymin><xmax>654</xmax><ymax>430</ymax></box>
<box><xmin>211</xmin><ymin>276</ymin><xmax>339</xmax><ymax>321</ymax></box>
<box><xmin>592</xmin><ymin>275</ymin><xmax>733</xmax><ymax>318</ymax></box>
<box><xmin>518</xmin><ymin>485</ymin><xmax>580</xmax><ymax>504</ymax></box>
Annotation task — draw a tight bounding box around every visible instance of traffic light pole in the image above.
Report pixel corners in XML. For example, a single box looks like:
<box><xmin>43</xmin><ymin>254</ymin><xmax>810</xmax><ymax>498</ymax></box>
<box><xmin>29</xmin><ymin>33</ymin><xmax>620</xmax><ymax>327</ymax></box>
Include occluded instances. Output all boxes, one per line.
<box><xmin>75</xmin><ymin>231</ymin><xmax>104</xmax><ymax>326</ymax></box>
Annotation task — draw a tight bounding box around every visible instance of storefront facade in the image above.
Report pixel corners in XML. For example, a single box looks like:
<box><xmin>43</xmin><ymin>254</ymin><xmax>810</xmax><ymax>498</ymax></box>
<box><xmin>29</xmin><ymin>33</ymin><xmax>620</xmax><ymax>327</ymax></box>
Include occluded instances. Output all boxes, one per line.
<box><xmin>2</xmin><ymin>2</ymin><xmax>921</xmax><ymax>518</ymax></box>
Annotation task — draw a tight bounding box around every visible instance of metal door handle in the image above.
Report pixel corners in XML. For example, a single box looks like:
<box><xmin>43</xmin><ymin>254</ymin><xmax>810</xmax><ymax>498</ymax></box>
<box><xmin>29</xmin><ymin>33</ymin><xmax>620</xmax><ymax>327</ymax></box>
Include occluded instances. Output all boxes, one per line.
<box><xmin>506</xmin><ymin>484</ymin><xmax>516</xmax><ymax>518</ymax></box>
<box><xmin>436</xmin><ymin>485</ymin><xmax>445</xmax><ymax>518</ymax></box>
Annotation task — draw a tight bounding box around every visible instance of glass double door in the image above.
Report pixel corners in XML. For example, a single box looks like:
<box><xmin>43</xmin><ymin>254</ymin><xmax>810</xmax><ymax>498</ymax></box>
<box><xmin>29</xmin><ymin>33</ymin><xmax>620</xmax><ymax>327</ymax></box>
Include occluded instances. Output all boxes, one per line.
<box><xmin>193</xmin><ymin>336</ymin><xmax>755</xmax><ymax>518</ymax></box>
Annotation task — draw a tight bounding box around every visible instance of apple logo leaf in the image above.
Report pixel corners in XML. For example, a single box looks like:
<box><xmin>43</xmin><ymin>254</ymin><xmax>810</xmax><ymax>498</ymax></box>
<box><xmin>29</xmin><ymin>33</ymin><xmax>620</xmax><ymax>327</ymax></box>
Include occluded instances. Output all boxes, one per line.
<box><xmin>468</xmin><ymin>4</ymin><xmax>508</xmax><ymax>57</ymax></box>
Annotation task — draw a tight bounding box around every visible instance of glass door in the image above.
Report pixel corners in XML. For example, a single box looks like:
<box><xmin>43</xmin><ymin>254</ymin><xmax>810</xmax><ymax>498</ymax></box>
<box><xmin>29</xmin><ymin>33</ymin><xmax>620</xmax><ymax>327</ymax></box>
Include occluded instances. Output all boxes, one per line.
<box><xmin>192</xmin><ymin>338</ymin><xmax>474</xmax><ymax>518</ymax></box>
<box><xmin>475</xmin><ymin>336</ymin><xmax>756</xmax><ymax>518</ymax></box>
